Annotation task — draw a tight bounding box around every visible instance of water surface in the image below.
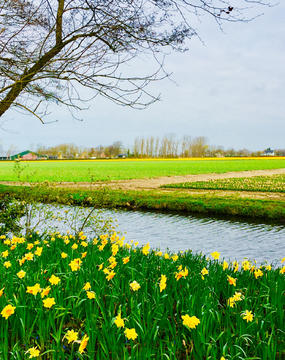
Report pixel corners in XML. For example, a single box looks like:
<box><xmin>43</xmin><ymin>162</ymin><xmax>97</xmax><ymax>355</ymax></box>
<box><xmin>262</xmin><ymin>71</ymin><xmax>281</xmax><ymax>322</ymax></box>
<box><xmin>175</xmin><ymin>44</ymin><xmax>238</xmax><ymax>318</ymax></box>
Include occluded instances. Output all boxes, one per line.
<box><xmin>109</xmin><ymin>209</ymin><xmax>285</xmax><ymax>264</ymax></box>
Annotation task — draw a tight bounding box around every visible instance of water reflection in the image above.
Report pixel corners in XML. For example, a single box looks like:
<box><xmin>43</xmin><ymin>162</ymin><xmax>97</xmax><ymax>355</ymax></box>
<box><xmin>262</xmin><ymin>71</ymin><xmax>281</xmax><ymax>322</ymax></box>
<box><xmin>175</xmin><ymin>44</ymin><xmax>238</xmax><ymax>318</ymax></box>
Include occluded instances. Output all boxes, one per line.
<box><xmin>108</xmin><ymin>209</ymin><xmax>285</xmax><ymax>264</ymax></box>
<box><xmin>32</xmin><ymin>205</ymin><xmax>285</xmax><ymax>265</ymax></box>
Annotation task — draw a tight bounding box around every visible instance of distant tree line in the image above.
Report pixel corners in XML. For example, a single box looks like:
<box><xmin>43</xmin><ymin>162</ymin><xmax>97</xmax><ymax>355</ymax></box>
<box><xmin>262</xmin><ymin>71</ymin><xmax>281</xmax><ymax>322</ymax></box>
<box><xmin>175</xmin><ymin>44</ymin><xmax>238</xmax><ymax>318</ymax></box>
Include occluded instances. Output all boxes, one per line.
<box><xmin>132</xmin><ymin>134</ymin><xmax>268</xmax><ymax>158</ymax></box>
<box><xmin>34</xmin><ymin>141</ymin><xmax>124</xmax><ymax>159</ymax></box>
<box><xmin>0</xmin><ymin>136</ymin><xmax>283</xmax><ymax>160</ymax></box>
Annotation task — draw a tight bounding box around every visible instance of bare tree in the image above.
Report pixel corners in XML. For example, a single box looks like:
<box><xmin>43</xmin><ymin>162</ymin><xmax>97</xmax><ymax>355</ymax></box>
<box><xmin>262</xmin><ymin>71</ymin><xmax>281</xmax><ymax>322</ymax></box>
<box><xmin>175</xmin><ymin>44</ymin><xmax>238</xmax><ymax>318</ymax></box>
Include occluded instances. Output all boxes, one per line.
<box><xmin>140</xmin><ymin>138</ymin><xmax>145</xmax><ymax>158</ymax></box>
<box><xmin>146</xmin><ymin>138</ymin><xmax>149</xmax><ymax>158</ymax></box>
<box><xmin>6</xmin><ymin>144</ymin><xmax>18</xmax><ymax>158</ymax></box>
<box><xmin>190</xmin><ymin>136</ymin><xmax>209</xmax><ymax>157</ymax></box>
<box><xmin>181</xmin><ymin>135</ymin><xmax>192</xmax><ymax>157</ymax></box>
<box><xmin>154</xmin><ymin>137</ymin><xmax>160</xmax><ymax>157</ymax></box>
<box><xmin>149</xmin><ymin>136</ymin><xmax>154</xmax><ymax>158</ymax></box>
<box><xmin>112</xmin><ymin>141</ymin><xmax>123</xmax><ymax>157</ymax></box>
<box><xmin>0</xmin><ymin>0</ymin><xmax>268</xmax><ymax>123</ymax></box>
<box><xmin>133</xmin><ymin>137</ymin><xmax>140</xmax><ymax>158</ymax></box>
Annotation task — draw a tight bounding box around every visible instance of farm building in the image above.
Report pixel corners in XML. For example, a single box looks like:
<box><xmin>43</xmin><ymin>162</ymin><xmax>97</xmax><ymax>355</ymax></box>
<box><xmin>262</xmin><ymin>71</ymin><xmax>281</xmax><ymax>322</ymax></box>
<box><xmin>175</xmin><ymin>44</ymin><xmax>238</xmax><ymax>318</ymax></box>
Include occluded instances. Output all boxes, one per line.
<box><xmin>262</xmin><ymin>148</ymin><xmax>275</xmax><ymax>156</ymax></box>
<box><xmin>4</xmin><ymin>150</ymin><xmax>46</xmax><ymax>160</ymax></box>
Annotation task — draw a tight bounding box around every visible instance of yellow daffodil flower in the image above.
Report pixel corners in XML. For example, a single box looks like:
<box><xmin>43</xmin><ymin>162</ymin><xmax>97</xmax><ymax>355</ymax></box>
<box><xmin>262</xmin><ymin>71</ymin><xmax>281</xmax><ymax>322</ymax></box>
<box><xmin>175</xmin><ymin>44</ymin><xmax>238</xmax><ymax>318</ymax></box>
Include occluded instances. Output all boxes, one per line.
<box><xmin>114</xmin><ymin>313</ymin><xmax>125</xmax><ymax>328</ymax></box>
<box><xmin>1</xmin><ymin>304</ymin><xmax>16</xmax><ymax>319</ymax></box>
<box><xmin>124</xmin><ymin>328</ymin><xmax>138</xmax><ymax>340</ymax></box>
<box><xmin>181</xmin><ymin>314</ymin><xmax>200</xmax><ymax>329</ymax></box>
<box><xmin>130</xmin><ymin>281</ymin><xmax>140</xmax><ymax>291</ymax></box>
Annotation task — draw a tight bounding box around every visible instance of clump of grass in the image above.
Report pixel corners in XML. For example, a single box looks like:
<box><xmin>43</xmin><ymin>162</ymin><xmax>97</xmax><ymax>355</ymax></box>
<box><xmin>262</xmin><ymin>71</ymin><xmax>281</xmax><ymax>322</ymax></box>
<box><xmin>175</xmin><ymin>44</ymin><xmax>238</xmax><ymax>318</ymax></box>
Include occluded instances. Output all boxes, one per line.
<box><xmin>0</xmin><ymin>230</ymin><xmax>284</xmax><ymax>359</ymax></box>
<box><xmin>162</xmin><ymin>174</ymin><xmax>285</xmax><ymax>193</ymax></box>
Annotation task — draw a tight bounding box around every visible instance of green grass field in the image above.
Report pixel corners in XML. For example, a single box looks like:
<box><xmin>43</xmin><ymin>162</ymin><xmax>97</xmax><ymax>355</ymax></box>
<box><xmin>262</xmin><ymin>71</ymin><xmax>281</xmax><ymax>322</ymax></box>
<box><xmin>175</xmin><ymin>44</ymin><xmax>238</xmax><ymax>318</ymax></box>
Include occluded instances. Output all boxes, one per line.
<box><xmin>1</xmin><ymin>158</ymin><xmax>285</xmax><ymax>182</ymax></box>
<box><xmin>162</xmin><ymin>174</ymin><xmax>285</xmax><ymax>193</ymax></box>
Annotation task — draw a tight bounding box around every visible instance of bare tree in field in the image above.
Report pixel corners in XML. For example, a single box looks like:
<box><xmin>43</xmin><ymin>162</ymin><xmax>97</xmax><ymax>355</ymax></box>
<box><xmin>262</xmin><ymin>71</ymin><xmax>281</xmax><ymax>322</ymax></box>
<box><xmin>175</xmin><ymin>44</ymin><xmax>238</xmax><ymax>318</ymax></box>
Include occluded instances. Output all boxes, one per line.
<box><xmin>149</xmin><ymin>136</ymin><xmax>154</xmax><ymax>158</ymax></box>
<box><xmin>190</xmin><ymin>136</ymin><xmax>209</xmax><ymax>157</ymax></box>
<box><xmin>140</xmin><ymin>138</ymin><xmax>145</xmax><ymax>158</ymax></box>
<box><xmin>6</xmin><ymin>144</ymin><xmax>18</xmax><ymax>158</ymax></box>
<box><xmin>112</xmin><ymin>141</ymin><xmax>123</xmax><ymax>157</ymax></box>
<box><xmin>181</xmin><ymin>135</ymin><xmax>191</xmax><ymax>157</ymax></box>
<box><xmin>145</xmin><ymin>138</ymin><xmax>150</xmax><ymax>158</ymax></box>
<box><xmin>0</xmin><ymin>0</ymin><xmax>268</xmax><ymax>123</ymax></box>
<box><xmin>133</xmin><ymin>137</ymin><xmax>140</xmax><ymax>158</ymax></box>
<box><xmin>154</xmin><ymin>137</ymin><xmax>160</xmax><ymax>157</ymax></box>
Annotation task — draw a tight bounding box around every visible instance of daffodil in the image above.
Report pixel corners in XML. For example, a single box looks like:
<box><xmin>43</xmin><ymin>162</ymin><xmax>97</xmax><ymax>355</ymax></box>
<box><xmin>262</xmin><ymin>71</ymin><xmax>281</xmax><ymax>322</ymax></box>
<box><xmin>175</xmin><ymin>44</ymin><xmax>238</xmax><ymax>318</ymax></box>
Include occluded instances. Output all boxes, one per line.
<box><xmin>211</xmin><ymin>251</ymin><xmax>220</xmax><ymax>260</ymax></box>
<box><xmin>227</xmin><ymin>297</ymin><xmax>235</xmax><ymax>308</ymax></box>
<box><xmin>25</xmin><ymin>252</ymin><xmax>34</xmax><ymax>261</ymax></box>
<box><xmin>78</xmin><ymin>334</ymin><xmax>89</xmax><ymax>354</ymax></box>
<box><xmin>114</xmin><ymin>313</ymin><xmax>125</xmax><ymax>328</ymax></box>
<box><xmin>43</xmin><ymin>297</ymin><xmax>55</xmax><ymax>308</ymax></box>
<box><xmin>172</xmin><ymin>254</ymin><xmax>178</xmax><ymax>262</ymax></box>
<box><xmin>122</xmin><ymin>257</ymin><xmax>130</xmax><ymax>264</ymax></box>
<box><xmin>227</xmin><ymin>276</ymin><xmax>236</xmax><ymax>286</ymax></box>
<box><xmin>1</xmin><ymin>250</ymin><xmax>9</xmax><ymax>258</ymax></box>
<box><xmin>254</xmin><ymin>268</ymin><xmax>263</xmax><ymax>279</ymax></box>
<box><xmin>41</xmin><ymin>286</ymin><xmax>51</xmax><ymax>298</ymax></box>
<box><xmin>181</xmin><ymin>314</ymin><xmax>200</xmax><ymax>329</ymax></box>
<box><xmin>61</xmin><ymin>252</ymin><xmax>68</xmax><ymax>258</ymax></box>
<box><xmin>83</xmin><ymin>282</ymin><xmax>91</xmax><ymax>290</ymax></box>
<box><xmin>3</xmin><ymin>261</ymin><xmax>11</xmax><ymax>268</ymax></box>
<box><xmin>86</xmin><ymin>291</ymin><xmax>95</xmax><ymax>299</ymax></box>
<box><xmin>130</xmin><ymin>281</ymin><xmax>140</xmax><ymax>291</ymax></box>
<box><xmin>222</xmin><ymin>261</ymin><xmax>229</xmax><ymax>270</ymax></box>
<box><xmin>142</xmin><ymin>243</ymin><xmax>150</xmax><ymax>255</ymax></box>
<box><xmin>65</xmin><ymin>329</ymin><xmax>78</xmax><ymax>344</ymax></box>
<box><xmin>27</xmin><ymin>346</ymin><xmax>40</xmax><ymax>358</ymax></box>
<box><xmin>124</xmin><ymin>328</ymin><xmax>138</xmax><ymax>340</ymax></box>
<box><xmin>69</xmin><ymin>258</ymin><xmax>82</xmax><ymax>271</ymax></box>
<box><xmin>242</xmin><ymin>310</ymin><xmax>253</xmax><ymax>322</ymax></box>
<box><xmin>1</xmin><ymin>304</ymin><xmax>16</xmax><ymax>319</ymax></box>
<box><xmin>17</xmin><ymin>270</ymin><xmax>26</xmax><ymax>279</ymax></box>
<box><xmin>108</xmin><ymin>261</ymin><xmax>117</xmax><ymax>269</ymax></box>
<box><xmin>159</xmin><ymin>275</ymin><xmax>167</xmax><ymax>292</ymax></box>
<box><xmin>106</xmin><ymin>270</ymin><xmax>116</xmax><ymax>281</ymax></box>
<box><xmin>26</xmin><ymin>283</ymin><xmax>41</xmax><ymax>295</ymax></box>
<box><xmin>35</xmin><ymin>247</ymin><xmax>43</xmax><ymax>256</ymax></box>
<box><xmin>49</xmin><ymin>275</ymin><xmax>60</xmax><ymax>285</ymax></box>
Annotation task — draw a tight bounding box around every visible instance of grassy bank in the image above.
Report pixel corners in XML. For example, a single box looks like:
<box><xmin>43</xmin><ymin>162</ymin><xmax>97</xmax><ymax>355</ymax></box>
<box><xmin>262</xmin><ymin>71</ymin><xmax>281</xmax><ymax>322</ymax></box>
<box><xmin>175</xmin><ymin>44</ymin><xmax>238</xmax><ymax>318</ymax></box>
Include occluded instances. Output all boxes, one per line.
<box><xmin>0</xmin><ymin>230</ymin><xmax>284</xmax><ymax>359</ymax></box>
<box><xmin>1</xmin><ymin>184</ymin><xmax>285</xmax><ymax>220</ymax></box>
<box><xmin>1</xmin><ymin>158</ymin><xmax>285</xmax><ymax>182</ymax></box>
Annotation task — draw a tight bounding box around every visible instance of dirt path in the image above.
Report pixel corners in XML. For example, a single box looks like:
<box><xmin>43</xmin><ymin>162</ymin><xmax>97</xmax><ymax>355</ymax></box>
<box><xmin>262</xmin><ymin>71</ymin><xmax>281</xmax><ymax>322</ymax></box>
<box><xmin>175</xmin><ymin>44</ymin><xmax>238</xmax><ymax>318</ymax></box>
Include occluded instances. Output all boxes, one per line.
<box><xmin>100</xmin><ymin>168</ymin><xmax>285</xmax><ymax>190</ymax></box>
<box><xmin>1</xmin><ymin>168</ymin><xmax>285</xmax><ymax>202</ymax></box>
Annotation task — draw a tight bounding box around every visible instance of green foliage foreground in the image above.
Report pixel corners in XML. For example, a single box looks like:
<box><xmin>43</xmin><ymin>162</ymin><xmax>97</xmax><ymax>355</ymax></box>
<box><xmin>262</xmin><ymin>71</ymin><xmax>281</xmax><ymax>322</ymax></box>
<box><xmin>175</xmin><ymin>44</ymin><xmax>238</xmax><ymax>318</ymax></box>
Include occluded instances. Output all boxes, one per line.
<box><xmin>0</xmin><ymin>230</ymin><xmax>284</xmax><ymax>359</ymax></box>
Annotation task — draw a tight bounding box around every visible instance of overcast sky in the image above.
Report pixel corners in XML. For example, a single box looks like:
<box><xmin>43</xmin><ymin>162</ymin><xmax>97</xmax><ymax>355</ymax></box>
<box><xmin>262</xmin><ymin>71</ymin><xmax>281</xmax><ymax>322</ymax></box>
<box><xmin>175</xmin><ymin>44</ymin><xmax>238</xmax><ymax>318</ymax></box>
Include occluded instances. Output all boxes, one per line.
<box><xmin>1</xmin><ymin>1</ymin><xmax>284</xmax><ymax>152</ymax></box>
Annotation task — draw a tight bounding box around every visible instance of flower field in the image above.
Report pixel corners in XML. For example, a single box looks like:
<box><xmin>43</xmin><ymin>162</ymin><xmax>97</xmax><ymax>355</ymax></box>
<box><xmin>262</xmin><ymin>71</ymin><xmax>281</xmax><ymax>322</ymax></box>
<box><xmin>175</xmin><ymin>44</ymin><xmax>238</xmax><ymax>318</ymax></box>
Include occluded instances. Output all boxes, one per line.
<box><xmin>162</xmin><ymin>174</ymin><xmax>285</xmax><ymax>193</ymax></box>
<box><xmin>0</xmin><ymin>230</ymin><xmax>284</xmax><ymax>359</ymax></box>
<box><xmin>1</xmin><ymin>158</ymin><xmax>285</xmax><ymax>182</ymax></box>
